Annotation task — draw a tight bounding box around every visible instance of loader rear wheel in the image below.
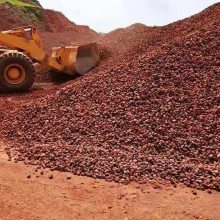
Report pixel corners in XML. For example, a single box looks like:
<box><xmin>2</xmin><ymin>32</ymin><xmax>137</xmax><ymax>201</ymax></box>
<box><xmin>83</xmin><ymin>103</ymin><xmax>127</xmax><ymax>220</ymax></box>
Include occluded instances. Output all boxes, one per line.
<box><xmin>0</xmin><ymin>52</ymin><xmax>35</xmax><ymax>92</ymax></box>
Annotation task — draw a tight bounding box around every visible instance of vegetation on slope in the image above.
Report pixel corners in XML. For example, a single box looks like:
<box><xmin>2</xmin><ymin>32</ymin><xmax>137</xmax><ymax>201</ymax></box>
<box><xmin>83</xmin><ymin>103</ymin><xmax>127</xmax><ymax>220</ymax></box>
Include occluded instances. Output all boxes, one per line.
<box><xmin>0</xmin><ymin>0</ymin><xmax>43</xmax><ymax>24</ymax></box>
<box><xmin>0</xmin><ymin>0</ymin><xmax>41</xmax><ymax>7</ymax></box>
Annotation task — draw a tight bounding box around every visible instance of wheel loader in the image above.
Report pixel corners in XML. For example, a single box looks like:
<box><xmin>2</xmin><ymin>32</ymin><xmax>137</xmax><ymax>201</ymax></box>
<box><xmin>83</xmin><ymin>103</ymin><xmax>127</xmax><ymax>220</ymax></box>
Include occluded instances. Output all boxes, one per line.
<box><xmin>0</xmin><ymin>26</ymin><xmax>99</xmax><ymax>92</ymax></box>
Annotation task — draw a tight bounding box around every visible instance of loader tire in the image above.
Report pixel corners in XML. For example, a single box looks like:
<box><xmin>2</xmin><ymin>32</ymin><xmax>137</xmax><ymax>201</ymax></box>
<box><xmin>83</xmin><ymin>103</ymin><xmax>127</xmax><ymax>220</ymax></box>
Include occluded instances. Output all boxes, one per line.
<box><xmin>0</xmin><ymin>51</ymin><xmax>35</xmax><ymax>92</ymax></box>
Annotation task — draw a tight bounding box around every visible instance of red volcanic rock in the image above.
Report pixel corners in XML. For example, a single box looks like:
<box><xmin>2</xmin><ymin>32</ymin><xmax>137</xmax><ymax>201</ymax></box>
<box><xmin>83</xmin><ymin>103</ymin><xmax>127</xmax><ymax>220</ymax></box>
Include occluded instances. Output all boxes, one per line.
<box><xmin>1</xmin><ymin>4</ymin><xmax>220</xmax><ymax>191</ymax></box>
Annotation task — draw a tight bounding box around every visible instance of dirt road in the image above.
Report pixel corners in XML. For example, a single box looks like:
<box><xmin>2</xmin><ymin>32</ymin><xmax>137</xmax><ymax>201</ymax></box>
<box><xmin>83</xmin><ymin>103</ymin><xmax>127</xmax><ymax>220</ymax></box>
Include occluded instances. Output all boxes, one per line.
<box><xmin>0</xmin><ymin>144</ymin><xmax>219</xmax><ymax>220</ymax></box>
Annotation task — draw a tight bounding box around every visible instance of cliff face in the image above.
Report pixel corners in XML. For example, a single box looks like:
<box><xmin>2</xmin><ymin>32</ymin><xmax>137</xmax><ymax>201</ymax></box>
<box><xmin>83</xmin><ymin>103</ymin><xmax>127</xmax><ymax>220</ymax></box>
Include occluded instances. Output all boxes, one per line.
<box><xmin>0</xmin><ymin>0</ymin><xmax>99</xmax><ymax>49</ymax></box>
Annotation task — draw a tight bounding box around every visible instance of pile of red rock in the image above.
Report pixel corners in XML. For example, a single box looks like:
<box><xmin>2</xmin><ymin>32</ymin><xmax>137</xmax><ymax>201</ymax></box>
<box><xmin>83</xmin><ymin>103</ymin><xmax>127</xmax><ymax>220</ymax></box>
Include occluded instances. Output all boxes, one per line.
<box><xmin>3</xmin><ymin>4</ymin><xmax>220</xmax><ymax>190</ymax></box>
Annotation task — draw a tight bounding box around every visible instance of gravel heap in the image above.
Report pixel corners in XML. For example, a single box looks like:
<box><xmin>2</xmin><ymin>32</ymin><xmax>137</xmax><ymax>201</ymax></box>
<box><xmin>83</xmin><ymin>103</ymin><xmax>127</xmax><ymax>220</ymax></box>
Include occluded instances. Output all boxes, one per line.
<box><xmin>3</xmin><ymin>4</ymin><xmax>220</xmax><ymax>190</ymax></box>
<box><xmin>35</xmin><ymin>64</ymin><xmax>52</xmax><ymax>83</ymax></box>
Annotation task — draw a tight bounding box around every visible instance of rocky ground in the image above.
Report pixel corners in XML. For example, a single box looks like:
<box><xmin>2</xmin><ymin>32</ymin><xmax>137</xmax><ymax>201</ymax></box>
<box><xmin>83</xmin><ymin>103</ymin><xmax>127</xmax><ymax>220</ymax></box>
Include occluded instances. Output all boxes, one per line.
<box><xmin>1</xmin><ymin>3</ymin><xmax>219</xmax><ymax>191</ymax></box>
<box><xmin>0</xmin><ymin>144</ymin><xmax>220</xmax><ymax>220</ymax></box>
<box><xmin>0</xmin><ymin>3</ymin><xmax>219</xmax><ymax>220</ymax></box>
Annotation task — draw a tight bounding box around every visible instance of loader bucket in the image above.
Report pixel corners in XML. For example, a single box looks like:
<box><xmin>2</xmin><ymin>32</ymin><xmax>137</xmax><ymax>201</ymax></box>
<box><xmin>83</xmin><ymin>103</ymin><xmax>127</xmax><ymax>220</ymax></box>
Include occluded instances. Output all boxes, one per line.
<box><xmin>75</xmin><ymin>42</ymin><xmax>100</xmax><ymax>75</ymax></box>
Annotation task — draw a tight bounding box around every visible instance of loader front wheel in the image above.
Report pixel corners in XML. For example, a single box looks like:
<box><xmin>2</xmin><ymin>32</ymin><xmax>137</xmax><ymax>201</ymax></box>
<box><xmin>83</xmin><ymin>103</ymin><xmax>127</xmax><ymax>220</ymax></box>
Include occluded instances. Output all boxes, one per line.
<box><xmin>0</xmin><ymin>52</ymin><xmax>35</xmax><ymax>92</ymax></box>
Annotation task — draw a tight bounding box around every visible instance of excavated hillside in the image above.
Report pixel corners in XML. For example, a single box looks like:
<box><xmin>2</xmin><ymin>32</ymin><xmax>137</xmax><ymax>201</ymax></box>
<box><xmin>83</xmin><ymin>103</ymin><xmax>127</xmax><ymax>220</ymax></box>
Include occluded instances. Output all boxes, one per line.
<box><xmin>0</xmin><ymin>0</ymin><xmax>98</xmax><ymax>48</ymax></box>
<box><xmin>1</xmin><ymin>3</ymin><xmax>220</xmax><ymax>191</ymax></box>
